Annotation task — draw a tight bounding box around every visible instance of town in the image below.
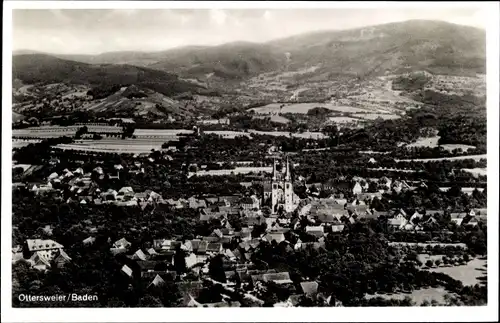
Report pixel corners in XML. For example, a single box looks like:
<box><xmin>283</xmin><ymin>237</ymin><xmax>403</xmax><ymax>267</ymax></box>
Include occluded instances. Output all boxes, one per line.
<box><xmin>9</xmin><ymin>10</ymin><xmax>489</xmax><ymax>310</ymax></box>
<box><xmin>12</xmin><ymin>119</ymin><xmax>487</xmax><ymax>307</ymax></box>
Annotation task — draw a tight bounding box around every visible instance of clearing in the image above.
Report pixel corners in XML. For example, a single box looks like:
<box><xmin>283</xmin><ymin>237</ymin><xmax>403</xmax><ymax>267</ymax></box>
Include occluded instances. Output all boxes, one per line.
<box><xmin>395</xmin><ymin>154</ymin><xmax>486</xmax><ymax>162</ymax></box>
<box><xmin>250</xmin><ymin>103</ymin><xmax>366</xmax><ymax>114</ymax></box>
<box><xmin>406</xmin><ymin>136</ymin><xmax>476</xmax><ymax>152</ymax></box>
<box><xmin>462</xmin><ymin>168</ymin><xmax>487</xmax><ymax>177</ymax></box>
<box><xmin>364</xmin><ymin>287</ymin><xmax>449</xmax><ymax>306</ymax></box>
<box><xmin>428</xmin><ymin>258</ymin><xmax>487</xmax><ymax>287</ymax></box>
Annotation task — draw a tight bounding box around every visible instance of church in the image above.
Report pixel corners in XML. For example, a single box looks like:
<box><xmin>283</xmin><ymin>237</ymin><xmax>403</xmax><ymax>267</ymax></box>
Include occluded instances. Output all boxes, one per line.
<box><xmin>263</xmin><ymin>156</ymin><xmax>298</xmax><ymax>215</ymax></box>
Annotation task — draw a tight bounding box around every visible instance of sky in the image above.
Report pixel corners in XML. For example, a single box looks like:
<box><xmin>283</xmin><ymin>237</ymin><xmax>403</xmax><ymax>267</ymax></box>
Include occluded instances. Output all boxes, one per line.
<box><xmin>12</xmin><ymin>7</ymin><xmax>487</xmax><ymax>55</ymax></box>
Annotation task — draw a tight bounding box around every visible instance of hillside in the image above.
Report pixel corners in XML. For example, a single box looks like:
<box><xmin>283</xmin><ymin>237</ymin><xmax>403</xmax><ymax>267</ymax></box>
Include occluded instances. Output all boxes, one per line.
<box><xmin>11</xmin><ymin>20</ymin><xmax>486</xmax><ymax>121</ymax></box>
<box><xmin>14</xmin><ymin>20</ymin><xmax>486</xmax><ymax>80</ymax></box>
<box><xmin>149</xmin><ymin>42</ymin><xmax>286</xmax><ymax>80</ymax></box>
<box><xmin>270</xmin><ymin>20</ymin><xmax>485</xmax><ymax>78</ymax></box>
<box><xmin>12</xmin><ymin>54</ymin><xmax>206</xmax><ymax>97</ymax></box>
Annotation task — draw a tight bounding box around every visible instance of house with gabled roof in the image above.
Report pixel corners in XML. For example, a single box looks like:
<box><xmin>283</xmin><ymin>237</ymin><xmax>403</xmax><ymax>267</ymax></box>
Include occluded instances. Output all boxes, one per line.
<box><xmin>263</xmin><ymin>232</ymin><xmax>285</xmax><ymax>243</ymax></box>
<box><xmin>331</xmin><ymin>224</ymin><xmax>345</xmax><ymax>233</ymax></box>
<box><xmin>188</xmin><ymin>197</ymin><xmax>207</xmax><ymax>209</ymax></box>
<box><xmin>450</xmin><ymin>213</ymin><xmax>467</xmax><ymax>226</ymax></box>
<box><xmin>305</xmin><ymin>226</ymin><xmax>325</xmax><ymax>238</ymax></box>
<box><xmin>262</xmin><ymin>272</ymin><xmax>293</xmax><ymax>285</ymax></box>
<box><xmin>121</xmin><ymin>264</ymin><xmax>133</xmax><ymax>278</ymax></box>
<box><xmin>148</xmin><ymin>274</ymin><xmax>166</xmax><ymax>288</ymax></box>
<box><xmin>392</xmin><ymin>180</ymin><xmax>411</xmax><ymax>194</ymax></box>
<box><xmin>409</xmin><ymin>211</ymin><xmax>424</xmax><ymax>224</ymax></box>
<box><xmin>206</xmin><ymin>242</ymin><xmax>223</xmax><ymax>255</ymax></box>
<box><xmin>352</xmin><ymin>182</ymin><xmax>363</xmax><ymax>195</ymax></box>
<box><xmin>388</xmin><ymin>214</ymin><xmax>408</xmax><ymax>230</ymax></box>
<box><xmin>300</xmin><ymin>281</ymin><xmax>319</xmax><ymax>296</ymax></box>
<box><xmin>131</xmin><ymin>249</ymin><xmax>148</xmax><ymax>261</ymax></box>
<box><xmin>25</xmin><ymin>239</ymin><xmax>70</xmax><ymax>271</ymax></box>
<box><xmin>25</xmin><ymin>239</ymin><xmax>63</xmax><ymax>253</ymax></box>
<box><xmin>113</xmin><ymin>238</ymin><xmax>131</xmax><ymax>250</ymax></box>
<box><xmin>82</xmin><ymin>236</ymin><xmax>96</xmax><ymax>245</ymax></box>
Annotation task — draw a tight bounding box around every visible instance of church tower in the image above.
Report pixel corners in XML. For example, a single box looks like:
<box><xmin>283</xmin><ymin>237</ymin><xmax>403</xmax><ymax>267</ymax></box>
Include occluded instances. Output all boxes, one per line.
<box><xmin>270</xmin><ymin>156</ymin><xmax>294</xmax><ymax>215</ymax></box>
<box><xmin>284</xmin><ymin>156</ymin><xmax>294</xmax><ymax>213</ymax></box>
<box><xmin>271</xmin><ymin>159</ymin><xmax>279</xmax><ymax>214</ymax></box>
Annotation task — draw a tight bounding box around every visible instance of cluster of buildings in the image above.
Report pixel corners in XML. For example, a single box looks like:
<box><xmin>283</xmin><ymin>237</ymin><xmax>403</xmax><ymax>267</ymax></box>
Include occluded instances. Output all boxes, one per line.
<box><xmin>110</xmin><ymin>213</ymin><xmax>328</xmax><ymax>307</ymax></box>
<box><xmin>12</xmin><ymin>239</ymin><xmax>71</xmax><ymax>272</ymax></box>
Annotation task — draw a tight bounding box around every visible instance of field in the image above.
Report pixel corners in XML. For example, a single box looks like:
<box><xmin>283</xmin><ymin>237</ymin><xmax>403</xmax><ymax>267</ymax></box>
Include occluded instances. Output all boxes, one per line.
<box><xmin>406</xmin><ymin>136</ymin><xmax>475</xmax><ymax>152</ymax></box>
<box><xmin>12</xmin><ymin>164</ymin><xmax>32</xmax><ymax>172</ymax></box>
<box><xmin>389</xmin><ymin>242</ymin><xmax>467</xmax><ymax>249</ymax></box>
<box><xmin>428</xmin><ymin>258</ymin><xmax>487</xmax><ymax>287</ymax></box>
<box><xmin>407</xmin><ymin>136</ymin><xmax>440</xmax><ymax>149</ymax></box>
<box><xmin>250</xmin><ymin>103</ymin><xmax>367</xmax><ymax>114</ymax></box>
<box><xmin>13</xmin><ymin>125</ymin><xmax>122</xmax><ymax>138</ymax></box>
<box><xmin>367</xmin><ymin>167</ymin><xmax>419</xmax><ymax>173</ymax></box>
<box><xmin>55</xmin><ymin>138</ymin><xmax>166</xmax><ymax>154</ymax></box>
<box><xmin>440</xmin><ymin>144</ymin><xmax>476</xmax><ymax>152</ymax></box>
<box><xmin>364</xmin><ymin>287</ymin><xmax>449</xmax><ymax>306</ymax></box>
<box><xmin>12</xmin><ymin>139</ymin><xmax>42</xmax><ymax>148</ymax></box>
<box><xmin>253</xmin><ymin>115</ymin><xmax>291</xmax><ymax>124</ymax></box>
<box><xmin>396</xmin><ymin>154</ymin><xmax>487</xmax><ymax>163</ymax></box>
<box><xmin>462</xmin><ymin>168</ymin><xmax>487</xmax><ymax>177</ymax></box>
<box><xmin>328</xmin><ymin>116</ymin><xmax>360</xmax><ymax>124</ymax></box>
<box><xmin>247</xmin><ymin>130</ymin><xmax>326</xmax><ymax>139</ymax></box>
<box><xmin>351</xmin><ymin>113</ymin><xmax>401</xmax><ymax>120</ymax></box>
<box><xmin>12</xmin><ymin>126</ymin><xmax>330</xmax><ymax>154</ymax></box>
<box><xmin>188</xmin><ymin>166</ymin><xmax>273</xmax><ymax>178</ymax></box>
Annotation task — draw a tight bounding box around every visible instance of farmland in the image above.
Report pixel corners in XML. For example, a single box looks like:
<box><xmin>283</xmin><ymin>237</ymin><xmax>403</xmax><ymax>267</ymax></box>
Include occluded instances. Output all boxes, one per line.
<box><xmin>395</xmin><ymin>154</ymin><xmax>487</xmax><ymax>162</ymax></box>
<box><xmin>253</xmin><ymin>114</ymin><xmax>291</xmax><ymax>124</ymax></box>
<box><xmin>416</xmin><ymin>254</ymin><xmax>487</xmax><ymax>287</ymax></box>
<box><xmin>250</xmin><ymin>103</ymin><xmax>367</xmax><ymax>114</ymax></box>
<box><xmin>328</xmin><ymin>116</ymin><xmax>360</xmax><ymax>124</ymax></box>
<box><xmin>407</xmin><ymin>136</ymin><xmax>476</xmax><ymax>152</ymax></box>
<box><xmin>462</xmin><ymin>168</ymin><xmax>488</xmax><ymax>177</ymax></box>
<box><xmin>188</xmin><ymin>166</ymin><xmax>273</xmax><ymax>178</ymax></box>
<box><xmin>55</xmin><ymin>138</ymin><xmax>165</xmax><ymax>154</ymax></box>
<box><xmin>364</xmin><ymin>287</ymin><xmax>450</xmax><ymax>306</ymax></box>
<box><xmin>351</xmin><ymin>113</ymin><xmax>401</xmax><ymax>120</ymax></box>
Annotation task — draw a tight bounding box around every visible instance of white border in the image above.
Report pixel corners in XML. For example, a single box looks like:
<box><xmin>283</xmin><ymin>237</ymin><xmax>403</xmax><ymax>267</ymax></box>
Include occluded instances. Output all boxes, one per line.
<box><xmin>2</xmin><ymin>1</ymin><xmax>499</xmax><ymax>322</ymax></box>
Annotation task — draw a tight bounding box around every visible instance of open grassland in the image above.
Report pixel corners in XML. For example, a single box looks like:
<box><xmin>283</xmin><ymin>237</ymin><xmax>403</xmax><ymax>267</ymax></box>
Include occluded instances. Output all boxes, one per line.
<box><xmin>407</xmin><ymin>136</ymin><xmax>476</xmax><ymax>152</ymax></box>
<box><xmin>188</xmin><ymin>166</ymin><xmax>273</xmax><ymax>178</ymax></box>
<box><xmin>365</xmin><ymin>287</ymin><xmax>449</xmax><ymax>306</ymax></box>
<box><xmin>253</xmin><ymin>114</ymin><xmax>291</xmax><ymax>124</ymax></box>
<box><xmin>396</xmin><ymin>154</ymin><xmax>486</xmax><ymax>162</ymax></box>
<box><xmin>462</xmin><ymin>168</ymin><xmax>487</xmax><ymax>177</ymax></box>
<box><xmin>428</xmin><ymin>258</ymin><xmax>487</xmax><ymax>287</ymax></box>
<box><xmin>250</xmin><ymin>103</ymin><xmax>367</xmax><ymax>114</ymax></box>
<box><xmin>351</xmin><ymin>113</ymin><xmax>401</xmax><ymax>120</ymax></box>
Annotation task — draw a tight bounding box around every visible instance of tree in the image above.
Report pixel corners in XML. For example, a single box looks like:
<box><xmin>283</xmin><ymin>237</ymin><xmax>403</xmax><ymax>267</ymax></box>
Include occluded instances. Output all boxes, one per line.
<box><xmin>208</xmin><ymin>254</ymin><xmax>226</xmax><ymax>283</ymax></box>
<box><xmin>75</xmin><ymin>126</ymin><xmax>88</xmax><ymax>139</ymax></box>
<box><xmin>138</xmin><ymin>295</ymin><xmax>163</xmax><ymax>307</ymax></box>
<box><xmin>425</xmin><ymin>260</ymin><xmax>434</xmax><ymax>268</ymax></box>
<box><xmin>173</xmin><ymin>246</ymin><xmax>187</xmax><ymax>274</ymax></box>
<box><xmin>434</xmin><ymin>259</ymin><xmax>442</xmax><ymax>267</ymax></box>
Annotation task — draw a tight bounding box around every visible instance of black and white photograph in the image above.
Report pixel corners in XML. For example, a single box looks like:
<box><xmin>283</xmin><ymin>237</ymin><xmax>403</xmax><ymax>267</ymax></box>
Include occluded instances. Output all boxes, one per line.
<box><xmin>2</xmin><ymin>1</ymin><xmax>499</xmax><ymax>322</ymax></box>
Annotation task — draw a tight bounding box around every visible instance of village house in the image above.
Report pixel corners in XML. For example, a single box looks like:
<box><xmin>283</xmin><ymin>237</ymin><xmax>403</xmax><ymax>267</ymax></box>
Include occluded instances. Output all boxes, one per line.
<box><xmin>388</xmin><ymin>211</ymin><xmax>409</xmax><ymax>230</ymax></box>
<box><xmin>111</xmin><ymin>237</ymin><xmax>132</xmax><ymax>255</ymax></box>
<box><xmin>305</xmin><ymin>226</ymin><xmax>325</xmax><ymax>238</ymax></box>
<box><xmin>391</xmin><ymin>180</ymin><xmax>411</xmax><ymax>194</ymax></box>
<box><xmin>240</xmin><ymin>195</ymin><xmax>260</xmax><ymax>210</ymax></box>
<box><xmin>23</xmin><ymin>239</ymin><xmax>70</xmax><ymax>271</ymax></box>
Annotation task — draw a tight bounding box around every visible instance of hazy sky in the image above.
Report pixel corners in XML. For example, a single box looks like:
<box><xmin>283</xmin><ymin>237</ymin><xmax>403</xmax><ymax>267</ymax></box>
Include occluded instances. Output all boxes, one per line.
<box><xmin>12</xmin><ymin>8</ymin><xmax>487</xmax><ymax>55</ymax></box>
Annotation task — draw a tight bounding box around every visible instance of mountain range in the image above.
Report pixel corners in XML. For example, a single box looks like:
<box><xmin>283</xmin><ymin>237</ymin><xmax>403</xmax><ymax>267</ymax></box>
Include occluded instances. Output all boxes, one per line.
<box><xmin>14</xmin><ymin>20</ymin><xmax>486</xmax><ymax>80</ymax></box>
<box><xmin>12</xmin><ymin>20</ymin><xmax>486</xmax><ymax>120</ymax></box>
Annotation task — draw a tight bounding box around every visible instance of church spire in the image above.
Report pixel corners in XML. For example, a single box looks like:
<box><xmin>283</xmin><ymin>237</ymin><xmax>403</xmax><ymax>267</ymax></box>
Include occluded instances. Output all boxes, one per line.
<box><xmin>285</xmin><ymin>155</ymin><xmax>291</xmax><ymax>182</ymax></box>
<box><xmin>272</xmin><ymin>158</ymin><xmax>277</xmax><ymax>181</ymax></box>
